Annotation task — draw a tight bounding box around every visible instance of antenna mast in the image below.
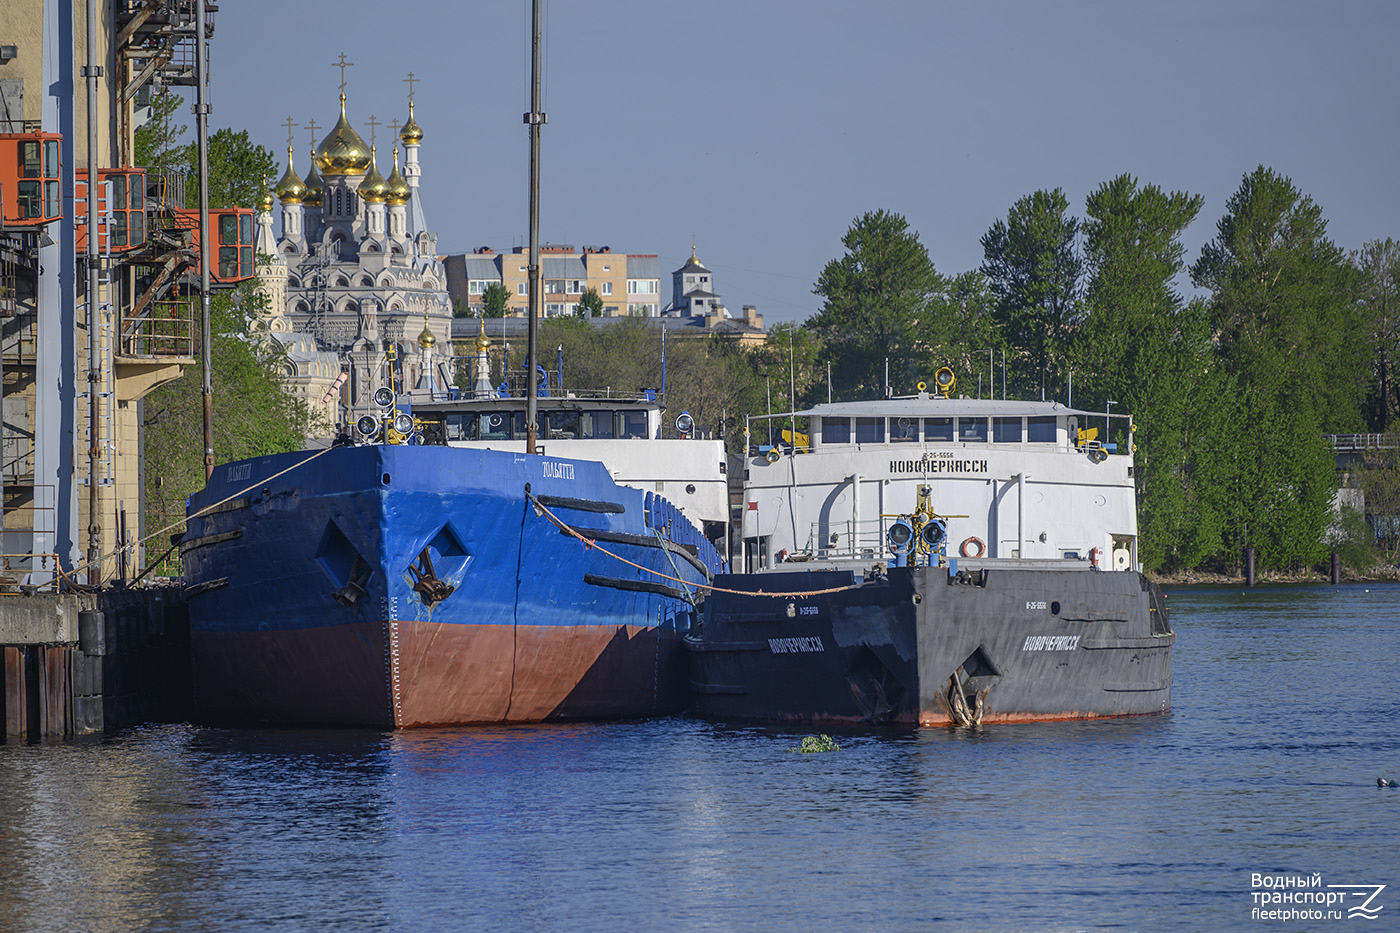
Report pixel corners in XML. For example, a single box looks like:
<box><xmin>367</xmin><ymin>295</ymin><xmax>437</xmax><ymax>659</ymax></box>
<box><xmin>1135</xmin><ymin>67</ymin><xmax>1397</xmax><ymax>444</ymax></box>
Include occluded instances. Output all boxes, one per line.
<box><xmin>525</xmin><ymin>0</ymin><xmax>546</xmax><ymax>453</ymax></box>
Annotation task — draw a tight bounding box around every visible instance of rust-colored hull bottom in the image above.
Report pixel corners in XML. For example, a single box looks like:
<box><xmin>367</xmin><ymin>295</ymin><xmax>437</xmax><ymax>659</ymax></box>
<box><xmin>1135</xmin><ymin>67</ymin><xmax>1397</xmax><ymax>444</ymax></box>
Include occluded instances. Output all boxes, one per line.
<box><xmin>194</xmin><ymin>621</ymin><xmax>686</xmax><ymax>727</ymax></box>
<box><xmin>917</xmin><ymin>706</ymin><xmax>1171</xmax><ymax>727</ymax></box>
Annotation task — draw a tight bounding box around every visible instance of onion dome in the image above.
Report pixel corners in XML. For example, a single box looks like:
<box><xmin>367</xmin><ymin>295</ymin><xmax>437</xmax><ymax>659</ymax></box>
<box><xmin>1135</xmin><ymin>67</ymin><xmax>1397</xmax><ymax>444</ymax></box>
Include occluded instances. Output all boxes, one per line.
<box><xmin>315</xmin><ymin>93</ymin><xmax>372</xmax><ymax>175</ymax></box>
<box><xmin>418</xmin><ymin>316</ymin><xmax>436</xmax><ymax>348</ymax></box>
<box><xmin>359</xmin><ymin>146</ymin><xmax>388</xmax><ymax>203</ymax></box>
<box><xmin>475</xmin><ymin>316</ymin><xmax>490</xmax><ymax>351</ymax></box>
<box><xmin>680</xmin><ymin>245</ymin><xmax>709</xmax><ymax>271</ymax></box>
<box><xmin>273</xmin><ymin>147</ymin><xmax>305</xmax><ymax>204</ymax></box>
<box><xmin>385</xmin><ymin>147</ymin><xmax>411</xmax><ymax>206</ymax></box>
<box><xmin>258</xmin><ymin>188</ymin><xmax>274</xmax><ymax>213</ymax></box>
<box><xmin>399</xmin><ymin>99</ymin><xmax>423</xmax><ymax>145</ymax></box>
<box><xmin>302</xmin><ymin>147</ymin><xmax>324</xmax><ymax>207</ymax></box>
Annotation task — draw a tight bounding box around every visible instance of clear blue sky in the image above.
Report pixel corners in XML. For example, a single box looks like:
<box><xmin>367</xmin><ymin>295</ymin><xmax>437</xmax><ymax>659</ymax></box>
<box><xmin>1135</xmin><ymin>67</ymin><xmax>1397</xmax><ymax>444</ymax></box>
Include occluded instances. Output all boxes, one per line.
<box><xmin>206</xmin><ymin>1</ymin><xmax>1400</xmax><ymax>325</ymax></box>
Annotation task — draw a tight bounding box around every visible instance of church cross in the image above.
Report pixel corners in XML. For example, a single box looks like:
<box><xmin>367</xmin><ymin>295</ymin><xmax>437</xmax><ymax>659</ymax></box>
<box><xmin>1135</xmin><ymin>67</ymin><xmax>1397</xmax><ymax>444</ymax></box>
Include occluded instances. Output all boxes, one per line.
<box><xmin>332</xmin><ymin>53</ymin><xmax>355</xmax><ymax>95</ymax></box>
<box><xmin>403</xmin><ymin>71</ymin><xmax>419</xmax><ymax>100</ymax></box>
<box><xmin>281</xmin><ymin>115</ymin><xmax>297</xmax><ymax>150</ymax></box>
<box><xmin>305</xmin><ymin>117</ymin><xmax>320</xmax><ymax>148</ymax></box>
<box><xmin>364</xmin><ymin>114</ymin><xmax>381</xmax><ymax>148</ymax></box>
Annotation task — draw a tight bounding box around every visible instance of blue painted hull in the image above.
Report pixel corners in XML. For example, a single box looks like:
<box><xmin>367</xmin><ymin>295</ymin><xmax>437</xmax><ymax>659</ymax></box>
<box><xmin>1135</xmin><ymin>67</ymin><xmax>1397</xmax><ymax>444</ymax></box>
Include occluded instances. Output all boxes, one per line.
<box><xmin>182</xmin><ymin>444</ymin><xmax>721</xmax><ymax>726</ymax></box>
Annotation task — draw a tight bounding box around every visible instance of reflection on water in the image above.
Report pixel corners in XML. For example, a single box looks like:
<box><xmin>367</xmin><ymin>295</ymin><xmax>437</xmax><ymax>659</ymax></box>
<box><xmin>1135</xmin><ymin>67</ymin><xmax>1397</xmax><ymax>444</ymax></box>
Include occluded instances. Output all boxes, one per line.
<box><xmin>1</xmin><ymin>585</ymin><xmax>1398</xmax><ymax>931</ymax></box>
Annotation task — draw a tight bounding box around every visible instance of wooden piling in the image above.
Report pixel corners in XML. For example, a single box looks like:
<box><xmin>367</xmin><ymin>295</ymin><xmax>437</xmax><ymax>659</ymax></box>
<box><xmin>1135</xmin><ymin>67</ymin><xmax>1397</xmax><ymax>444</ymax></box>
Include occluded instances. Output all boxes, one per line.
<box><xmin>1244</xmin><ymin>547</ymin><xmax>1256</xmax><ymax>587</ymax></box>
<box><xmin>3</xmin><ymin>646</ymin><xmax>23</xmax><ymax>738</ymax></box>
<box><xmin>1331</xmin><ymin>551</ymin><xmax>1341</xmax><ymax>585</ymax></box>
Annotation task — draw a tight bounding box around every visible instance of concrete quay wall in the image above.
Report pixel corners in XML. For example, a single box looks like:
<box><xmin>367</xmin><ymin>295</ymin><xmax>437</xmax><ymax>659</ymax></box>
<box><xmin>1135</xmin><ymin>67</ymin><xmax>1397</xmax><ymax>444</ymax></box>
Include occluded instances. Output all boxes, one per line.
<box><xmin>1</xmin><ymin>585</ymin><xmax>191</xmax><ymax>740</ymax></box>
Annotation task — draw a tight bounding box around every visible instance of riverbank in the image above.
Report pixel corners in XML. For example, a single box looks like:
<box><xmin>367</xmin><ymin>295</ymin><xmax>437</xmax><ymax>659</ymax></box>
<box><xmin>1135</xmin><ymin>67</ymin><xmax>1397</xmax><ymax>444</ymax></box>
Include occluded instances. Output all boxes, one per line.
<box><xmin>1149</xmin><ymin>562</ymin><xmax>1400</xmax><ymax>586</ymax></box>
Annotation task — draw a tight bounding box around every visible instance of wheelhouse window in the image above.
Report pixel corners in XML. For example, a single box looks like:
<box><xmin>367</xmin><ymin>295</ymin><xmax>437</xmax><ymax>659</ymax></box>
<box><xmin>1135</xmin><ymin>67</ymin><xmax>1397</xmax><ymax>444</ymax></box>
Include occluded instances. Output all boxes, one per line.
<box><xmin>821</xmin><ymin>417</ymin><xmax>851</xmax><ymax>444</ymax></box>
<box><xmin>445</xmin><ymin>413</ymin><xmax>479</xmax><ymax>441</ymax></box>
<box><xmin>479</xmin><ymin>411</ymin><xmax>511</xmax><ymax>440</ymax></box>
<box><xmin>890</xmin><ymin>417</ymin><xmax>918</xmax><ymax>442</ymax></box>
<box><xmin>579</xmin><ymin>410</ymin><xmax>613</xmax><ymax>439</ymax></box>
<box><xmin>548</xmin><ymin>410</ymin><xmax>581</xmax><ymax>439</ymax></box>
<box><xmin>1028</xmin><ymin>416</ymin><xmax>1056</xmax><ymax>442</ymax></box>
<box><xmin>924</xmin><ymin>417</ymin><xmax>953</xmax><ymax>442</ymax></box>
<box><xmin>993</xmin><ymin>417</ymin><xmax>1022</xmax><ymax>443</ymax></box>
<box><xmin>617</xmin><ymin>410</ymin><xmax>649</xmax><ymax>438</ymax></box>
<box><xmin>958</xmin><ymin>417</ymin><xmax>988</xmax><ymax>443</ymax></box>
<box><xmin>855</xmin><ymin>417</ymin><xmax>885</xmax><ymax>444</ymax></box>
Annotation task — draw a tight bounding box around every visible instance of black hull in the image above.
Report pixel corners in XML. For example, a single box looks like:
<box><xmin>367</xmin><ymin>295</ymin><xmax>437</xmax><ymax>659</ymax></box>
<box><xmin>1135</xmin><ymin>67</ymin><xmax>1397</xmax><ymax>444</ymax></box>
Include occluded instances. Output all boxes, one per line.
<box><xmin>686</xmin><ymin>566</ymin><xmax>1173</xmax><ymax>726</ymax></box>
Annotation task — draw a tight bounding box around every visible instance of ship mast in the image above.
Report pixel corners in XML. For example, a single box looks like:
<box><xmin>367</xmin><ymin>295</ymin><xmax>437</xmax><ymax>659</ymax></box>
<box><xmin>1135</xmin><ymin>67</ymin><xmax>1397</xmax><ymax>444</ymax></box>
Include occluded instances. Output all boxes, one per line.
<box><xmin>524</xmin><ymin>0</ymin><xmax>545</xmax><ymax>454</ymax></box>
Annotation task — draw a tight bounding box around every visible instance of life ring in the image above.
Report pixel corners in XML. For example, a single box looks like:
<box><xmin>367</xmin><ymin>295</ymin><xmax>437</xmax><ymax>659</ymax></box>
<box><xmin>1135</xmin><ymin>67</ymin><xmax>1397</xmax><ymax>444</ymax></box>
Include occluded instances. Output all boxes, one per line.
<box><xmin>959</xmin><ymin>536</ymin><xmax>985</xmax><ymax>558</ymax></box>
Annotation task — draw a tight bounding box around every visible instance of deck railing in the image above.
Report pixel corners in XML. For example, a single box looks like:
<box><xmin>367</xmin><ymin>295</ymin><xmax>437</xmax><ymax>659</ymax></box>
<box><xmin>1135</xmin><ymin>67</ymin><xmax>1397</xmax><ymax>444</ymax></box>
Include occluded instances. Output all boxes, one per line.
<box><xmin>1328</xmin><ymin>434</ymin><xmax>1399</xmax><ymax>452</ymax></box>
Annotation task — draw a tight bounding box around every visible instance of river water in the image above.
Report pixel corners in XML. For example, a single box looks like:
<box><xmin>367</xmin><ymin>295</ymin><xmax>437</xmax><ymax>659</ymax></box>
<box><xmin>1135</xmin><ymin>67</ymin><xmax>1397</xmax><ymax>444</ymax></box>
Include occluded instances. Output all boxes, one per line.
<box><xmin>2</xmin><ymin>584</ymin><xmax>1398</xmax><ymax>932</ymax></box>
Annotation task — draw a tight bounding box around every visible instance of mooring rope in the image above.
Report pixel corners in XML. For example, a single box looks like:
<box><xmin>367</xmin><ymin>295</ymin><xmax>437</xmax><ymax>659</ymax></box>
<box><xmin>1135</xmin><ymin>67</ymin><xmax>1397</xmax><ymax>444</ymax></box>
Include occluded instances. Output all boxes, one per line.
<box><xmin>527</xmin><ymin>492</ymin><xmax>869</xmax><ymax>600</ymax></box>
<box><xmin>69</xmin><ymin>444</ymin><xmax>340</xmax><ymax>587</ymax></box>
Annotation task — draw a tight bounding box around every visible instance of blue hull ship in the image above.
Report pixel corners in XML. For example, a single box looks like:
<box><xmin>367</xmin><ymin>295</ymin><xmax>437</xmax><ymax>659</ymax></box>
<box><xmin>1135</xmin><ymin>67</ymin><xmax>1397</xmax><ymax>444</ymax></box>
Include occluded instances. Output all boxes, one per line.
<box><xmin>183</xmin><ymin>443</ymin><xmax>723</xmax><ymax>727</ymax></box>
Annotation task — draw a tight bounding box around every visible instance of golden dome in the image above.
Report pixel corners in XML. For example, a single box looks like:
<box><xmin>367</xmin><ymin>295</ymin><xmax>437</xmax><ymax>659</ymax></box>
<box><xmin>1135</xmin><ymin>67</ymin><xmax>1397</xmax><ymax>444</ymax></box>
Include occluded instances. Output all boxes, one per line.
<box><xmin>359</xmin><ymin>146</ymin><xmax>388</xmax><ymax>203</ymax></box>
<box><xmin>418</xmin><ymin>316</ymin><xmax>436</xmax><ymax>348</ymax></box>
<box><xmin>682</xmin><ymin>245</ymin><xmax>708</xmax><ymax>269</ymax></box>
<box><xmin>399</xmin><ymin>99</ymin><xmax>423</xmax><ymax>145</ymax></box>
<box><xmin>475</xmin><ymin>317</ymin><xmax>490</xmax><ymax>352</ymax></box>
<box><xmin>302</xmin><ymin>147</ymin><xmax>324</xmax><ymax>207</ymax></box>
<box><xmin>273</xmin><ymin>147</ymin><xmax>305</xmax><ymax>204</ymax></box>
<box><xmin>258</xmin><ymin>188</ymin><xmax>274</xmax><ymax>213</ymax></box>
<box><xmin>385</xmin><ymin>147</ymin><xmax>411</xmax><ymax>206</ymax></box>
<box><xmin>315</xmin><ymin>93</ymin><xmax>372</xmax><ymax>176</ymax></box>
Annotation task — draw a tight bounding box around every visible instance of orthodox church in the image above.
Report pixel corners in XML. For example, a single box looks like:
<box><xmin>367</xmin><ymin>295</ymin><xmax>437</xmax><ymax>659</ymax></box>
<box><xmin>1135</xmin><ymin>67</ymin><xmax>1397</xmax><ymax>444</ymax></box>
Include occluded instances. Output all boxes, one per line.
<box><xmin>254</xmin><ymin>88</ymin><xmax>455</xmax><ymax>433</ymax></box>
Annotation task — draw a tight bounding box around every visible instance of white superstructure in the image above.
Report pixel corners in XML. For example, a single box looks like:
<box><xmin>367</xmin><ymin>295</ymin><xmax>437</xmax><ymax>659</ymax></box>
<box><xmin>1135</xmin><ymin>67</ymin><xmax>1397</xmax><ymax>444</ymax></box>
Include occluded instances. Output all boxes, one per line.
<box><xmin>740</xmin><ymin>389</ymin><xmax>1137</xmax><ymax>574</ymax></box>
<box><xmin>413</xmin><ymin>394</ymin><xmax>729</xmax><ymax>543</ymax></box>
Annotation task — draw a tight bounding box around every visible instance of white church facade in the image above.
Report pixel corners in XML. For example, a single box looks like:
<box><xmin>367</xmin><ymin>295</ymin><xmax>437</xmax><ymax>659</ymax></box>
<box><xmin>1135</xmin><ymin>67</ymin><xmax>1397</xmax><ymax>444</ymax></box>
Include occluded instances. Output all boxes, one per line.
<box><xmin>255</xmin><ymin>87</ymin><xmax>454</xmax><ymax>433</ymax></box>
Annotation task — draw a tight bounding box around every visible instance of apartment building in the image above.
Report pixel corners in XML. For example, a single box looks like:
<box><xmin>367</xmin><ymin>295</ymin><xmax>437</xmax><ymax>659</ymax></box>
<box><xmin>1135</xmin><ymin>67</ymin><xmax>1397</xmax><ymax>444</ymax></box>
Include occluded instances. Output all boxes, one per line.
<box><xmin>444</xmin><ymin>245</ymin><xmax>662</xmax><ymax>317</ymax></box>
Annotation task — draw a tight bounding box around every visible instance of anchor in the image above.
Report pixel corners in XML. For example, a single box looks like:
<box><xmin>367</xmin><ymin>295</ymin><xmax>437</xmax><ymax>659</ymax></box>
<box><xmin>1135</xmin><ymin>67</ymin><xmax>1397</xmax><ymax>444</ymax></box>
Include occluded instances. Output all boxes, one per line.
<box><xmin>407</xmin><ymin>546</ymin><xmax>455</xmax><ymax>607</ymax></box>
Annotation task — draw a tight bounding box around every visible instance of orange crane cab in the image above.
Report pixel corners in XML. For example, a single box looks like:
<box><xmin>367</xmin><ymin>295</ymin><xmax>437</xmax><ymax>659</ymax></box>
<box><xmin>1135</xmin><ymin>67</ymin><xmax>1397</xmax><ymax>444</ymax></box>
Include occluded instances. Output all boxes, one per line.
<box><xmin>0</xmin><ymin>131</ymin><xmax>62</xmax><ymax>228</ymax></box>
<box><xmin>75</xmin><ymin>167</ymin><xmax>148</xmax><ymax>252</ymax></box>
<box><xmin>165</xmin><ymin>206</ymin><xmax>255</xmax><ymax>283</ymax></box>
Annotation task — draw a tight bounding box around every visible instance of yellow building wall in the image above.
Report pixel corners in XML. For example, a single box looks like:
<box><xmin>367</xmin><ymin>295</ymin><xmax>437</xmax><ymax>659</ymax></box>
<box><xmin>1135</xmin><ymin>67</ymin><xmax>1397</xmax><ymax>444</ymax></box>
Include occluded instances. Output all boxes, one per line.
<box><xmin>3</xmin><ymin>1</ymin><xmax>190</xmax><ymax>582</ymax></box>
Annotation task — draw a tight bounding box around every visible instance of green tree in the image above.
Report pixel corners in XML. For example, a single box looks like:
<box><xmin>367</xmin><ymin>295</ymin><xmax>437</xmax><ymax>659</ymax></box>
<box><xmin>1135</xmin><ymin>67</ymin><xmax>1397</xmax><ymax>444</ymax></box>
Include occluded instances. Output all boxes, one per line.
<box><xmin>1079</xmin><ymin>174</ymin><xmax>1203</xmax><ymax>393</ymax></box>
<box><xmin>578</xmin><ymin>287</ymin><xmax>605</xmax><ymax>318</ymax></box>
<box><xmin>143</xmin><ymin>282</ymin><xmax>316</xmax><ymax>560</ymax></box>
<box><xmin>481</xmin><ymin>282</ymin><xmax>511</xmax><ymax>318</ymax></box>
<box><xmin>920</xmin><ymin>270</ymin><xmax>1000</xmax><ymax>394</ymax></box>
<box><xmin>203</xmin><ymin>128</ymin><xmax>278</xmax><ymax>209</ymax></box>
<box><xmin>980</xmin><ymin>188</ymin><xmax>1082</xmax><ymax>400</ymax></box>
<box><xmin>1355</xmin><ymin>238</ymin><xmax>1400</xmax><ymax>431</ymax></box>
<box><xmin>810</xmin><ymin>209</ymin><xmax>943</xmax><ymax>400</ymax></box>
<box><xmin>1076</xmin><ymin>175</ymin><xmax>1227</xmax><ymax>571</ymax></box>
<box><xmin>1190</xmin><ymin>166</ymin><xmax>1363</xmax><ymax>569</ymax></box>
<box><xmin>1351</xmin><ymin>448</ymin><xmax>1400</xmax><ymax>562</ymax></box>
<box><xmin>134</xmin><ymin>97</ymin><xmax>278</xmax><ymax>209</ymax></box>
<box><xmin>134</xmin><ymin>88</ymin><xmax>188</xmax><ymax>168</ymax></box>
